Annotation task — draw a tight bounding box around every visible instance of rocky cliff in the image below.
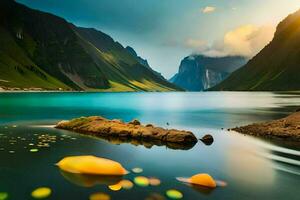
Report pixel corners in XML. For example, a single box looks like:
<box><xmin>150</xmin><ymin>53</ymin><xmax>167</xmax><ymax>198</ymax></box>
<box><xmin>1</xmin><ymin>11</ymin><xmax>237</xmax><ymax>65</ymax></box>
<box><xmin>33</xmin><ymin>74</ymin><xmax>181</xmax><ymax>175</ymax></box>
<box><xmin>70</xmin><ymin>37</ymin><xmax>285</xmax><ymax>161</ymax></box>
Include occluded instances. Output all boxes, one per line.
<box><xmin>170</xmin><ymin>55</ymin><xmax>246</xmax><ymax>91</ymax></box>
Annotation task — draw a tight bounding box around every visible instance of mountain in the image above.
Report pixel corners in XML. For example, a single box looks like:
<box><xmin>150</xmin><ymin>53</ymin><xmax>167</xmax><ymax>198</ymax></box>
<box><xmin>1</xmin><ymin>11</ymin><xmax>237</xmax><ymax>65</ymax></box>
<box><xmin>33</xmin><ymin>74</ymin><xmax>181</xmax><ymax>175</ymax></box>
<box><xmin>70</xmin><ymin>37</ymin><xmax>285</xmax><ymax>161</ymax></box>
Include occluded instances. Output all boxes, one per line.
<box><xmin>125</xmin><ymin>46</ymin><xmax>150</xmax><ymax>68</ymax></box>
<box><xmin>170</xmin><ymin>55</ymin><xmax>247</xmax><ymax>91</ymax></box>
<box><xmin>0</xmin><ymin>0</ymin><xmax>180</xmax><ymax>91</ymax></box>
<box><xmin>212</xmin><ymin>9</ymin><xmax>300</xmax><ymax>91</ymax></box>
<box><xmin>125</xmin><ymin>46</ymin><xmax>166</xmax><ymax>80</ymax></box>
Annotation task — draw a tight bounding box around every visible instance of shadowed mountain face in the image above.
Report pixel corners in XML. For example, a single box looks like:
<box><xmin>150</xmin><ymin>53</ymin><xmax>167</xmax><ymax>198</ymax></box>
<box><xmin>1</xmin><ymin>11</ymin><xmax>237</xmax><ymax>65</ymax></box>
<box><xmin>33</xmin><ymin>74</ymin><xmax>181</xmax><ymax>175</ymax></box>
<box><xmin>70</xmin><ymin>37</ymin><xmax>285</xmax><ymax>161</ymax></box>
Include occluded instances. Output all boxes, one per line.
<box><xmin>170</xmin><ymin>55</ymin><xmax>247</xmax><ymax>91</ymax></box>
<box><xmin>0</xmin><ymin>0</ymin><xmax>180</xmax><ymax>91</ymax></box>
<box><xmin>212</xmin><ymin>9</ymin><xmax>300</xmax><ymax>91</ymax></box>
<box><xmin>125</xmin><ymin>46</ymin><xmax>166</xmax><ymax>80</ymax></box>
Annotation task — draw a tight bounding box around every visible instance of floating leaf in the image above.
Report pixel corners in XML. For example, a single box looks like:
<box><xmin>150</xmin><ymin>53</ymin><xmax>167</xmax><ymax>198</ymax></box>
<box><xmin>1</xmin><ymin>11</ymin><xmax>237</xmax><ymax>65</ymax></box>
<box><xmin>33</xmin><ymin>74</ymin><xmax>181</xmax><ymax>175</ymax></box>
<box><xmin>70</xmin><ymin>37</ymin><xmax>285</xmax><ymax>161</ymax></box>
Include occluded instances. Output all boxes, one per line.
<box><xmin>0</xmin><ymin>192</ymin><xmax>8</xmax><ymax>200</ymax></box>
<box><xmin>108</xmin><ymin>183</ymin><xmax>122</xmax><ymax>191</ymax></box>
<box><xmin>89</xmin><ymin>192</ymin><xmax>110</xmax><ymax>200</ymax></box>
<box><xmin>149</xmin><ymin>177</ymin><xmax>161</xmax><ymax>186</ymax></box>
<box><xmin>31</xmin><ymin>187</ymin><xmax>51</xmax><ymax>199</ymax></box>
<box><xmin>120</xmin><ymin>180</ymin><xmax>134</xmax><ymax>189</ymax></box>
<box><xmin>56</xmin><ymin>156</ymin><xmax>127</xmax><ymax>175</ymax></box>
<box><xmin>134</xmin><ymin>176</ymin><xmax>149</xmax><ymax>187</ymax></box>
<box><xmin>189</xmin><ymin>174</ymin><xmax>216</xmax><ymax>188</ymax></box>
<box><xmin>177</xmin><ymin>174</ymin><xmax>217</xmax><ymax>188</ymax></box>
<box><xmin>132</xmin><ymin>167</ymin><xmax>143</xmax><ymax>173</ymax></box>
<box><xmin>30</xmin><ymin>149</ymin><xmax>39</xmax><ymax>153</ymax></box>
<box><xmin>166</xmin><ymin>189</ymin><xmax>183</xmax><ymax>199</ymax></box>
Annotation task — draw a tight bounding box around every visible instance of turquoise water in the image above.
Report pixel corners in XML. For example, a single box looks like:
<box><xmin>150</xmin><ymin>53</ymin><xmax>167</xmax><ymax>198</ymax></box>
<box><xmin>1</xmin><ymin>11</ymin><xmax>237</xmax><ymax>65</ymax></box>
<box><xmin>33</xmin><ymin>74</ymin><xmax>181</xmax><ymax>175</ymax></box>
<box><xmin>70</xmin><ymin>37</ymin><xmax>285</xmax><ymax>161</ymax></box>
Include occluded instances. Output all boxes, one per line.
<box><xmin>0</xmin><ymin>92</ymin><xmax>299</xmax><ymax>200</ymax></box>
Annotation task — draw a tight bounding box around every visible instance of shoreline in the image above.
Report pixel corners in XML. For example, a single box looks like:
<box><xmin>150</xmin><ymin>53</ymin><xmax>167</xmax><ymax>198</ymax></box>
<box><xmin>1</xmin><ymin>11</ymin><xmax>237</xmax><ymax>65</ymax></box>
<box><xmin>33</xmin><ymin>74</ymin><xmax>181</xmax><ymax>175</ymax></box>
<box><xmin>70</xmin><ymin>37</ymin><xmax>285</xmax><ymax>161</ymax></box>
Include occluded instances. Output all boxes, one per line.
<box><xmin>232</xmin><ymin>112</ymin><xmax>300</xmax><ymax>142</ymax></box>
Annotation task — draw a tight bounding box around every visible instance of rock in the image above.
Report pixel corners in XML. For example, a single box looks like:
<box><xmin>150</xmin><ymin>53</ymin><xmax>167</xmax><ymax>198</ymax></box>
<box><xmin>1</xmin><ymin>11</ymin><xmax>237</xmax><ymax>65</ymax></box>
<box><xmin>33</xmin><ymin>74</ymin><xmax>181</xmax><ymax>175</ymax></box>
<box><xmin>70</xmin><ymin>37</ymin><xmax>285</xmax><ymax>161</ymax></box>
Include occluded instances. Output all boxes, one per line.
<box><xmin>55</xmin><ymin>116</ymin><xmax>198</xmax><ymax>148</ymax></box>
<box><xmin>129</xmin><ymin>119</ymin><xmax>141</xmax><ymax>126</ymax></box>
<box><xmin>200</xmin><ymin>134</ymin><xmax>214</xmax><ymax>145</ymax></box>
<box><xmin>232</xmin><ymin>112</ymin><xmax>300</xmax><ymax>141</ymax></box>
<box><xmin>146</xmin><ymin>124</ymin><xmax>154</xmax><ymax>128</ymax></box>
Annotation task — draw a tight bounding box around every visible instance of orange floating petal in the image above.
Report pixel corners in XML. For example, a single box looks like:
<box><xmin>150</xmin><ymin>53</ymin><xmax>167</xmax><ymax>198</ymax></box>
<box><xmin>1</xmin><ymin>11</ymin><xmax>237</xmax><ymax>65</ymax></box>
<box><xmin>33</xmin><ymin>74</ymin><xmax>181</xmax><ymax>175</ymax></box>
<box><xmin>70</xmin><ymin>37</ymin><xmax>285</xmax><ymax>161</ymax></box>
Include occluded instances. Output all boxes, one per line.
<box><xmin>189</xmin><ymin>174</ymin><xmax>216</xmax><ymax>188</ymax></box>
<box><xmin>148</xmin><ymin>177</ymin><xmax>161</xmax><ymax>186</ymax></box>
<box><xmin>56</xmin><ymin>156</ymin><xmax>127</xmax><ymax>175</ymax></box>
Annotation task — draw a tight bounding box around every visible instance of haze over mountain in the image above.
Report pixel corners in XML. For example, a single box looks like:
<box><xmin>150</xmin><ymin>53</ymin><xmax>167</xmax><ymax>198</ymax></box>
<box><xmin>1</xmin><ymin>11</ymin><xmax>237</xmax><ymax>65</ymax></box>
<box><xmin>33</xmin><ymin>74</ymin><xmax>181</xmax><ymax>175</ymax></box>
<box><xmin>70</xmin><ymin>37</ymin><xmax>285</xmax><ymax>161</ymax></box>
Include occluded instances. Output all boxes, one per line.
<box><xmin>212</xmin><ymin>9</ymin><xmax>300</xmax><ymax>91</ymax></box>
<box><xmin>0</xmin><ymin>0</ymin><xmax>179</xmax><ymax>91</ymax></box>
<box><xmin>170</xmin><ymin>55</ymin><xmax>247</xmax><ymax>91</ymax></box>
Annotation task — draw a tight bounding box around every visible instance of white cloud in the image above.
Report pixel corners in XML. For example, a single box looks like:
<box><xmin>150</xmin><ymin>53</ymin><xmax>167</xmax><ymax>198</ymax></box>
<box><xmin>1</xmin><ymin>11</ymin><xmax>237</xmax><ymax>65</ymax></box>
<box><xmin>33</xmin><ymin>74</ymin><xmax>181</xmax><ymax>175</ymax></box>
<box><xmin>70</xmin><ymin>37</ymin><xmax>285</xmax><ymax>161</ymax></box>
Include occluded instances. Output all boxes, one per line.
<box><xmin>185</xmin><ymin>24</ymin><xmax>276</xmax><ymax>58</ymax></box>
<box><xmin>202</xmin><ymin>6</ymin><xmax>216</xmax><ymax>14</ymax></box>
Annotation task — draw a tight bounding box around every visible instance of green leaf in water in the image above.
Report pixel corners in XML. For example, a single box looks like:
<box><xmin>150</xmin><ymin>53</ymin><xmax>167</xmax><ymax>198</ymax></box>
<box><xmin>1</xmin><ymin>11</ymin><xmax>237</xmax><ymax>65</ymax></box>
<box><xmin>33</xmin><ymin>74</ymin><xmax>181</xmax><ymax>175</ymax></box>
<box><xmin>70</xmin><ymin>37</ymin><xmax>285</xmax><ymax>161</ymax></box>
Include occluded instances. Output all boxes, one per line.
<box><xmin>0</xmin><ymin>192</ymin><xmax>8</xmax><ymax>200</ymax></box>
<box><xmin>166</xmin><ymin>189</ymin><xmax>183</xmax><ymax>199</ymax></box>
<box><xmin>30</xmin><ymin>149</ymin><xmax>39</xmax><ymax>153</ymax></box>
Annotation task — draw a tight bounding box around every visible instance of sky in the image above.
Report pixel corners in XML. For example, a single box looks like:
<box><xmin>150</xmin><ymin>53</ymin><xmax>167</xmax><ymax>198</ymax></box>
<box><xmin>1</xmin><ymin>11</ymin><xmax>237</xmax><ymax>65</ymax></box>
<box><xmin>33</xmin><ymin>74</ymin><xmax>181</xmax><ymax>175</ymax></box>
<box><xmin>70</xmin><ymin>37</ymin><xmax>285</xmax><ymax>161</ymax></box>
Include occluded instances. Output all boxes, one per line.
<box><xmin>17</xmin><ymin>0</ymin><xmax>300</xmax><ymax>78</ymax></box>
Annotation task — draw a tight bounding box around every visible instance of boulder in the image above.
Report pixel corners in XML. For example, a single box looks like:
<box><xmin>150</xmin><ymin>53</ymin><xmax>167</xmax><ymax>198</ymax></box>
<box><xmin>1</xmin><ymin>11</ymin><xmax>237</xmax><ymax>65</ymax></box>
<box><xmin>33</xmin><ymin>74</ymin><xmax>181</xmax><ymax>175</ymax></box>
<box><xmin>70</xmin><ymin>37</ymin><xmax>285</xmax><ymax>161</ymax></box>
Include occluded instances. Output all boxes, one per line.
<box><xmin>200</xmin><ymin>134</ymin><xmax>214</xmax><ymax>145</ymax></box>
<box><xmin>128</xmin><ymin>119</ymin><xmax>141</xmax><ymax>126</ymax></box>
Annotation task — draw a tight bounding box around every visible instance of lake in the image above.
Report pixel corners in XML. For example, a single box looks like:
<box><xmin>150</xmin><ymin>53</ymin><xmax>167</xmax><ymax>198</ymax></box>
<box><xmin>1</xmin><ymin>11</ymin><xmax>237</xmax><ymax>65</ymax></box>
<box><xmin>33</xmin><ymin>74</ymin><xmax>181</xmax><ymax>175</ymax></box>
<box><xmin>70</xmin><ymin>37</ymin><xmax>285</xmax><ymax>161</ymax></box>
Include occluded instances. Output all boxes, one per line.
<box><xmin>0</xmin><ymin>92</ymin><xmax>299</xmax><ymax>200</ymax></box>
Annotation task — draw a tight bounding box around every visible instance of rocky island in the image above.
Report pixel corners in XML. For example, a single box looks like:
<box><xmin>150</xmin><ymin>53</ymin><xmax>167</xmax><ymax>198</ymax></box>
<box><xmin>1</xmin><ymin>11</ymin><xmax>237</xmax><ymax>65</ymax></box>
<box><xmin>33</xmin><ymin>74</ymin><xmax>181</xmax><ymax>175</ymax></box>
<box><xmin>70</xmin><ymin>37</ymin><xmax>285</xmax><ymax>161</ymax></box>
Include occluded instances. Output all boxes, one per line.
<box><xmin>232</xmin><ymin>112</ymin><xmax>300</xmax><ymax>141</ymax></box>
<box><xmin>55</xmin><ymin>116</ymin><xmax>198</xmax><ymax>149</ymax></box>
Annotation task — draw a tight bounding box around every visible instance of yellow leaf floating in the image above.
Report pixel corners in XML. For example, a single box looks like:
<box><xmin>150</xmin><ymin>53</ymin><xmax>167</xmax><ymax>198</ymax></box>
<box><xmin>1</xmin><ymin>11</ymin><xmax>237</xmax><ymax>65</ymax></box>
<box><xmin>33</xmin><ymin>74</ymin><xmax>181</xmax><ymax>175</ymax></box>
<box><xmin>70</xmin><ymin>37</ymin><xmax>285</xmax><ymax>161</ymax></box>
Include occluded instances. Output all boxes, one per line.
<box><xmin>108</xmin><ymin>183</ymin><xmax>122</xmax><ymax>191</ymax></box>
<box><xmin>31</xmin><ymin>187</ymin><xmax>51</xmax><ymax>199</ymax></box>
<box><xmin>189</xmin><ymin>174</ymin><xmax>216</xmax><ymax>188</ymax></box>
<box><xmin>89</xmin><ymin>192</ymin><xmax>111</xmax><ymax>200</ymax></box>
<box><xmin>177</xmin><ymin>173</ymin><xmax>217</xmax><ymax>188</ymax></box>
<box><xmin>166</xmin><ymin>189</ymin><xmax>183</xmax><ymax>199</ymax></box>
<box><xmin>56</xmin><ymin>156</ymin><xmax>127</xmax><ymax>175</ymax></box>
<box><xmin>134</xmin><ymin>176</ymin><xmax>149</xmax><ymax>187</ymax></box>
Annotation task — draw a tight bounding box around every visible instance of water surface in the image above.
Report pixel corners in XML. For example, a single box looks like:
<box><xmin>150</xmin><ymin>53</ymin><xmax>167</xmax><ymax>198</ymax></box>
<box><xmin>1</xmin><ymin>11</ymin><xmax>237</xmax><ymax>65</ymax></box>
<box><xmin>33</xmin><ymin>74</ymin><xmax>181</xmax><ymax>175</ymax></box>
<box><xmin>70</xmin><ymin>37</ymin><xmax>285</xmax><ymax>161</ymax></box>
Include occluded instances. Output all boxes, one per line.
<box><xmin>0</xmin><ymin>92</ymin><xmax>299</xmax><ymax>200</ymax></box>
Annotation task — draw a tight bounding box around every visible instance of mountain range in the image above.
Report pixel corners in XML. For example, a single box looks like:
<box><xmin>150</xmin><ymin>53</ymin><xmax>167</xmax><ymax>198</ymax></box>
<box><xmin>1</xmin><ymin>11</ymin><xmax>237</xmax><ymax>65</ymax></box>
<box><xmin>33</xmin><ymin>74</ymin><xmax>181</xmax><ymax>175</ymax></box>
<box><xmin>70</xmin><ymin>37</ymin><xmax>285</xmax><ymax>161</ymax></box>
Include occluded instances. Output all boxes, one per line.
<box><xmin>212</xmin><ymin>9</ymin><xmax>300</xmax><ymax>91</ymax></box>
<box><xmin>0</xmin><ymin>0</ymin><xmax>180</xmax><ymax>91</ymax></box>
<box><xmin>170</xmin><ymin>55</ymin><xmax>247</xmax><ymax>91</ymax></box>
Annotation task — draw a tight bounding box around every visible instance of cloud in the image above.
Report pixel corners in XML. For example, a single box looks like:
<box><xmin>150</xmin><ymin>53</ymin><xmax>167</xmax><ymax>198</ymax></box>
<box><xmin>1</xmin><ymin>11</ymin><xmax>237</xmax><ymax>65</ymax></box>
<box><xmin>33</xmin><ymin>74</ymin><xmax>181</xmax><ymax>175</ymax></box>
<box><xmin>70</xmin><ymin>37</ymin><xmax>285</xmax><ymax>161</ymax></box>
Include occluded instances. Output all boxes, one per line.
<box><xmin>184</xmin><ymin>39</ymin><xmax>208</xmax><ymax>51</ymax></box>
<box><xmin>185</xmin><ymin>24</ymin><xmax>276</xmax><ymax>58</ymax></box>
<box><xmin>202</xmin><ymin>6</ymin><xmax>216</xmax><ymax>14</ymax></box>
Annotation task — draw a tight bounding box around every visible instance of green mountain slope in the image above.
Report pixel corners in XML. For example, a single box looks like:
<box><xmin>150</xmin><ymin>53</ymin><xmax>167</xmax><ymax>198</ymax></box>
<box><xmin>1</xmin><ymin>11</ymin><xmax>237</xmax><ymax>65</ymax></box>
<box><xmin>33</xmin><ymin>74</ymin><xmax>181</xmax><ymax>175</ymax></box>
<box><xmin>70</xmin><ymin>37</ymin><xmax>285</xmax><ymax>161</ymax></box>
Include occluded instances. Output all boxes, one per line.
<box><xmin>0</xmin><ymin>0</ymin><xmax>179</xmax><ymax>91</ymax></box>
<box><xmin>212</xmin><ymin>9</ymin><xmax>300</xmax><ymax>91</ymax></box>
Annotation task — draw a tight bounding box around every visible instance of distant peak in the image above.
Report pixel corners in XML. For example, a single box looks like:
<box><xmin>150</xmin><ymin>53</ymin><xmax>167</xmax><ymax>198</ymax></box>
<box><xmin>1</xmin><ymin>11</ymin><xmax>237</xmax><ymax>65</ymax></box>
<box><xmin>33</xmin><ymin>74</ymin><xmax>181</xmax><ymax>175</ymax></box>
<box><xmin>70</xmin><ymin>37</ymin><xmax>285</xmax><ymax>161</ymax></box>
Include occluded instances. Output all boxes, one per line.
<box><xmin>125</xmin><ymin>46</ymin><xmax>138</xmax><ymax>57</ymax></box>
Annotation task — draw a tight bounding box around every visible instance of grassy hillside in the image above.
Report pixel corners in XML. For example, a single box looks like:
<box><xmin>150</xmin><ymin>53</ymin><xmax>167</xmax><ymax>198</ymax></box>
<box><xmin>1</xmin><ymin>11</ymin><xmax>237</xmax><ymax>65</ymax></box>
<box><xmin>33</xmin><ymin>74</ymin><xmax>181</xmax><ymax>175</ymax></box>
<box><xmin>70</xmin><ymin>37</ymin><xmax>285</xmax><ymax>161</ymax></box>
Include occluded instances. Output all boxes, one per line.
<box><xmin>0</xmin><ymin>0</ymin><xmax>179</xmax><ymax>91</ymax></box>
<box><xmin>212</xmin><ymin>9</ymin><xmax>300</xmax><ymax>91</ymax></box>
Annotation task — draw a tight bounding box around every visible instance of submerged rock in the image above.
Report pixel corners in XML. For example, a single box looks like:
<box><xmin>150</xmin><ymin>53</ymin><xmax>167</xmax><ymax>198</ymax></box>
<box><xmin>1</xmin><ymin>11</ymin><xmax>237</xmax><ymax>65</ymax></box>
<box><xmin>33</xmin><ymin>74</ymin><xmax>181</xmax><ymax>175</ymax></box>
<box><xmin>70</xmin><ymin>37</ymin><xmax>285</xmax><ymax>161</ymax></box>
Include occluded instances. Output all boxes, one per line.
<box><xmin>200</xmin><ymin>134</ymin><xmax>214</xmax><ymax>145</ymax></box>
<box><xmin>233</xmin><ymin>112</ymin><xmax>300</xmax><ymax>141</ymax></box>
<box><xmin>55</xmin><ymin>116</ymin><xmax>198</xmax><ymax>147</ymax></box>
